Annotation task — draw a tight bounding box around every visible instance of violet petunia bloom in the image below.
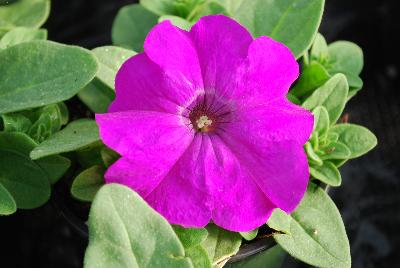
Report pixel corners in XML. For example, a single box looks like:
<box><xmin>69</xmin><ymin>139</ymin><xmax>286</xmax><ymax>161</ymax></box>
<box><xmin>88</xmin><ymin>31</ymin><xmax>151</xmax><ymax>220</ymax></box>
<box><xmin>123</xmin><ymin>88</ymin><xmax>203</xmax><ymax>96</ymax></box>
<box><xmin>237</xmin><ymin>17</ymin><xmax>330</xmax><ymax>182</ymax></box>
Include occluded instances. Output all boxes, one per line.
<box><xmin>96</xmin><ymin>15</ymin><xmax>313</xmax><ymax>232</ymax></box>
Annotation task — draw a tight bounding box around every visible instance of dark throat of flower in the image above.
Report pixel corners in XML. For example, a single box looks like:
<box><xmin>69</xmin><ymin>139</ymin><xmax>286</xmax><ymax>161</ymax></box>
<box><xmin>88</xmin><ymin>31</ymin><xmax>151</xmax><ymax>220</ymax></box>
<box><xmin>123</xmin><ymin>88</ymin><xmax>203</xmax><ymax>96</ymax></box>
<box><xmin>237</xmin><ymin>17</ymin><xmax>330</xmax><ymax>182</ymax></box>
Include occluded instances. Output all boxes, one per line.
<box><xmin>187</xmin><ymin>94</ymin><xmax>234</xmax><ymax>133</ymax></box>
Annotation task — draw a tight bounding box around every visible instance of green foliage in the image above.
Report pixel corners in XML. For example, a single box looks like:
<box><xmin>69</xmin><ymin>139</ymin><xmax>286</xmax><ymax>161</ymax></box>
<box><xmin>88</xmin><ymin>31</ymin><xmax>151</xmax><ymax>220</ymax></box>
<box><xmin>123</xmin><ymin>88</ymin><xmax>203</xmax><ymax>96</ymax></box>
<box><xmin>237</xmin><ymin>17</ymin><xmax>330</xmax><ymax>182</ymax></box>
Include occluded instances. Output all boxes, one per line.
<box><xmin>0</xmin><ymin>182</ymin><xmax>17</xmax><ymax>215</ymax></box>
<box><xmin>239</xmin><ymin>229</ymin><xmax>258</xmax><ymax>241</ymax></box>
<box><xmin>0</xmin><ymin>0</ymin><xmax>50</xmax><ymax>32</ymax></box>
<box><xmin>0</xmin><ymin>41</ymin><xmax>98</xmax><ymax>114</ymax></box>
<box><xmin>78</xmin><ymin>79</ymin><xmax>115</xmax><ymax>113</ymax></box>
<box><xmin>0</xmin><ymin>132</ymin><xmax>51</xmax><ymax>209</ymax></box>
<box><xmin>30</xmin><ymin>119</ymin><xmax>100</xmax><ymax>160</ymax></box>
<box><xmin>232</xmin><ymin>0</ymin><xmax>325</xmax><ymax>58</ymax></box>
<box><xmin>92</xmin><ymin>46</ymin><xmax>136</xmax><ymax>90</ymax></box>
<box><xmin>71</xmin><ymin>165</ymin><xmax>105</xmax><ymax>202</ymax></box>
<box><xmin>330</xmin><ymin>124</ymin><xmax>377</xmax><ymax>158</ymax></box>
<box><xmin>84</xmin><ymin>183</ymin><xmax>193</xmax><ymax>268</ymax></box>
<box><xmin>159</xmin><ymin>15</ymin><xmax>192</xmax><ymax>30</ymax></box>
<box><xmin>201</xmin><ymin>224</ymin><xmax>242</xmax><ymax>267</ymax></box>
<box><xmin>0</xmin><ymin>27</ymin><xmax>47</xmax><ymax>49</ymax></box>
<box><xmin>267</xmin><ymin>184</ymin><xmax>351</xmax><ymax>268</ymax></box>
<box><xmin>174</xmin><ymin>225</ymin><xmax>212</xmax><ymax>268</ymax></box>
<box><xmin>302</xmin><ymin>74</ymin><xmax>349</xmax><ymax>125</ymax></box>
<box><xmin>294</xmin><ymin>33</ymin><xmax>364</xmax><ymax>99</ymax></box>
<box><xmin>112</xmin><ymin>4</ymin><xmax>158</xmax><ymax>52</ymax></box>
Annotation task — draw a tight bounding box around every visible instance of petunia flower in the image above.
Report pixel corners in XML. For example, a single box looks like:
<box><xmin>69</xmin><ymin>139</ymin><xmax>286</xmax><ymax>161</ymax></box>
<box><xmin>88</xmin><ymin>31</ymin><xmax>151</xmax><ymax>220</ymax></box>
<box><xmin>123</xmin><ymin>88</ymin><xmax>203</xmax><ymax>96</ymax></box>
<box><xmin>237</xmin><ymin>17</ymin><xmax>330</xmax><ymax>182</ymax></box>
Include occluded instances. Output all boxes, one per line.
<box><xmin>96</xmin><ymin>15</ymin><xmax>313</xmax><ymax>232</ymax></box>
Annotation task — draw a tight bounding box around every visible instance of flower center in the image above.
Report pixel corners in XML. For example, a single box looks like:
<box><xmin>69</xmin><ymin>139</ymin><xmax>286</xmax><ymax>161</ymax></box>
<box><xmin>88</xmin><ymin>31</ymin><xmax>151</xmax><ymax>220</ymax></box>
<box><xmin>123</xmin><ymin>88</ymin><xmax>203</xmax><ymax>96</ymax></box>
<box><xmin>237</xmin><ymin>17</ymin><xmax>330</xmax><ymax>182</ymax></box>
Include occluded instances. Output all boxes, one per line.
<box><xmin>196</xmin><ymin>115</ymin><xmax>213</xmax><ymax>129</ymax></box>
<box><xmin>184</xmin><ymin>93</ymin><xmax>235</xmax><ymax>133</ymax></box>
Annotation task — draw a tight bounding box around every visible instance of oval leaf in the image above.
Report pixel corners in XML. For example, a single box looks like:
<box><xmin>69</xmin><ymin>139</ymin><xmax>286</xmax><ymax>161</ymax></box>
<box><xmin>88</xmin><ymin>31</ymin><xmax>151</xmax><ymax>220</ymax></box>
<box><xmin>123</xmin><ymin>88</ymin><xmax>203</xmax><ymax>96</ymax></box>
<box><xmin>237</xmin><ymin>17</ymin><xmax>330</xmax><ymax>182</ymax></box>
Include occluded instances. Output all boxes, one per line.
<box><xmin>309</xmin><ymin>161</ymin><xmax>342</xmax><ymax>186</ymax></box>
<box><xmin>84</xmin><ymin>183</ymin><xmax>192</xmax><ymax>268</ymax></box>
<box><xmin>0</xmin><ymin>27</ymin><xmax>47</xmax><ymax>49</ymax></box>
<box><xmin>267</xmin><ymin>184</ymin><xmax>351</xmax><ymax>267</ymax></box>
<box><xmin>0</xmin><ymin>182</ymin><xmax>17</xmax><ymax>215</ymax></box>
<box><xmin>92</xmin><ymin>46</ymin><xmax>136</xmax><ymax>89</ymax></box>
<box><xmin>201</xmin><ymin>224</ymin><xmax>242</xmax><ymax>267</ymax></box>
<box><xmin>302</xmin><ymin>74</ymin><xmax>349</xmax><ymax>124</ymax></box>
<box><xmin>0</xmin><ymin>40</ymin><xmax>98</xmax><ymax>113</ymax></box>
<box><xmin>30</xmin><ymin>119</ymin><xmax>100</xmax><ymax>160</ymax></box>
<box><xmin>112</xmin><ymin>4</ymin><xmax>158</xmax><ymax>52</ymax></box>
<box><xmin>0</xmin><ymin>0</ymin><xmax>50</xmax><ymax>30</ymax></box>
<box><xmin>329</xmin><ymin>123</ymin><xmax>377</xmax><ymax>159</ymax></box>
<box><xmin>233</xmin><ymin>0</ymin><xmax>325</xmax><ymax>58</ymax></box>
<box><xmin>0</xmin><ymin>132</ymin><xmax>50</xmax><ymax>209</ymax></box>
<box><xmin>71</xmin><ymin>165</ymin><xmax>105</xmax><ymax>202</ymax></box>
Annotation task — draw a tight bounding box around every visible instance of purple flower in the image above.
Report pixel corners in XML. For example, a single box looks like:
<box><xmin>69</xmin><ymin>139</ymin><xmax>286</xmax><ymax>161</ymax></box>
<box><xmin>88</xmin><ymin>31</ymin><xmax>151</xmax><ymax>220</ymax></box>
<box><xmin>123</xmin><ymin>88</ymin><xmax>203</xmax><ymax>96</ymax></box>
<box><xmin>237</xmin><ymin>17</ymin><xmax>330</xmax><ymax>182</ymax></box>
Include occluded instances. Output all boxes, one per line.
<box><xmin>96</xmin><ymin>15</ymin><xmax>313</xmax><ymax>232</ymax></box>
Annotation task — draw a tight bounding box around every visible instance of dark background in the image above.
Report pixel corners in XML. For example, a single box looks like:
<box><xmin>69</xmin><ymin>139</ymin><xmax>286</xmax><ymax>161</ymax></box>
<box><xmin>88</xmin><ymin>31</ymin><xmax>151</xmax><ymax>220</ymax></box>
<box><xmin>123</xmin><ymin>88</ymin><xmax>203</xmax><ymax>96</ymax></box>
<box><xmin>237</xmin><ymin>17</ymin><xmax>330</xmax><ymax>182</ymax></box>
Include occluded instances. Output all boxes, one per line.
<box><xmin>1</xmin><ymin>0</ymin><xmax>400</xmax><ymax>267</ymax></box>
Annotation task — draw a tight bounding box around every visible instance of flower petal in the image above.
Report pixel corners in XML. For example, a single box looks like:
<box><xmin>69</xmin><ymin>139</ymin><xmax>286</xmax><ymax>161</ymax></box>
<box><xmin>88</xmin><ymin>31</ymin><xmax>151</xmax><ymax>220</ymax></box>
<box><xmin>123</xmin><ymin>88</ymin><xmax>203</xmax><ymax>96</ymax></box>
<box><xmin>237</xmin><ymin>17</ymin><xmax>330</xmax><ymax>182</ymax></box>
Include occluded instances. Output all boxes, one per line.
<box><xmin>189</xmin><ymin>15</ymin><xmax>253</xmax><ymax>97</ymax></box>
<box><xmin>225</xmin><ymin>98</ymin><xmax>314</xmax><ymax>145</ymax></box>
<box><xmin>232</xmin><ymin>36</ymin><xmax>299</xmax><ymax>105</ymax></box>
<box><xmin>145</xmin><ymin>135</ymin><xmax>211</xmax><ymax>228</ymax></box>
<box><xmin>110</xmin><ymin>53</ymin><xmax>195</xmax><ymax>114</ymax></box>
<box><xmin>220</xmin><ymin>130</ymin><xmax>310</xmax><ymax>213</ymax></box>
<box><xmin>144</xmin><ymin>20</ymin><xmax>203</xmax><ymax>93</ymax></box>
<box><xmin>202</xmin><ymin>135</ymin><xmax>276</xmax><ymax>232</ymax></box>
<box><xmin>96</xmin><ymin>111</ymin><xmax>193</xmax><ymax>172</ymax></box>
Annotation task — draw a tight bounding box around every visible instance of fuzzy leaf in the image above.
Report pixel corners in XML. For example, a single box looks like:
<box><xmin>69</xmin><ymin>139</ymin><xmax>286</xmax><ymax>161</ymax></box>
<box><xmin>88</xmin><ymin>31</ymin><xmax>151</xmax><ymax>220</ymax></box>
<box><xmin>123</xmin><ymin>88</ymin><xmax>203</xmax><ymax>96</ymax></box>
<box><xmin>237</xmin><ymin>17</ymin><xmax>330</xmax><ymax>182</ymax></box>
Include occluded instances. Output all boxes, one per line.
<box><xmin>71</xmin><ymin>165</ymin><xmax>105</xmax><ymax>202</ymax></box>
<box><xmin>330</xmin><ymin>124</ymin><xmax>377</xmax><ymax>158</ymax></box>
<box><xmin>302</xmin><ymin>74</ymin><xmax>349</xmax><ymax>124</ymax></box>
<box><xmin>0</xmin><ymin>27</ymin><xmax>46</xmax><ymax>49</ymax></box>
<box><xmin>267</xmin><ymin>184</ymin><xmax>351</xmax><ymax>267</ymax></box>
<box><xmin>112</xmin><ymin>4</ymin><xmax>158</xmax><ymax>52</ymax></box>
<box><xmin>233</xmin><ymin>0</ymin><xmax>325</xmax><ymax>58</ymax></box>
<box><xmin>0</xmin><ymin>41</ymin><xmax>98</xmax><ymax>114</ymax></box>
<box><xmin>30</xmin><ymin>119</ymin><xmax>100</xmax><ymax>160</ymax></box>
<box><xmin>310</xmin><ymin>161</ymin><xmax>342</xmax><ymax>186</ymax></box>
<box><xmin>0</xmin><ymin>182</ymin><xmax>17</xmax><ymax>215</ymax></box>
<box><xmin>84</xmin><ymin>184</ymin><xmax>192</xmax><ymax>268</ymax></box>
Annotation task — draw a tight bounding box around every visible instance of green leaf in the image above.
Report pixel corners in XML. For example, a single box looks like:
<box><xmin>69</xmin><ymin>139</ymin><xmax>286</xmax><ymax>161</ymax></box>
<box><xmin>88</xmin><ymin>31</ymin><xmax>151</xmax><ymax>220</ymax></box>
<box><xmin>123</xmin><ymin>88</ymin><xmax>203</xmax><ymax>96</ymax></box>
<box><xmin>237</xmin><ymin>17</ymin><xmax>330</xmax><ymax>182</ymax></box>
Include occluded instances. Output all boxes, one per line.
<box><xmin>30</xmin><ymin>119</ymin><xmax>100</xmax><ymax>160</ymax></box>
<box><xmin>78</xmin><ymin>79</ymin><xmax>115</xmax><ymax>113</ymax></box>
<box><xmin>57</xmin><ymin>102</ymin><xmax>69</xmax><ymax>126</ymax></box>
<box><xmin>28</xmin><ymin>104</ymin><xmax>63</xmax><ymax>143</ymax></box>
<box><xmin>76</xmin><ymin>141</ymin><xmax>104</xmax><ymax>168</ymax></box>
<box><xmin>305</xmin><ymin>141</ymin><xmax>323</xmax><ymax>166</ymax></box>
<box><xmin>225</xmin><ymin>245</ymin><xmax>286</xmax><ymax>268</ymax></box>
<box><xmin>330</xmin><ymin>124</ymin><xmax>377</xmax><ymax>159</ymax></box>
<box><xmin>173</xmin><ymin>225</ymin><xmax>208</xmax><ymax>249</ymax></box>
<box><xmin>286</xmin><ymin>93</ymin><xmax>301</xmax><ymax>105</ymax></box>
<box><xmin>35</xmin><ymin>155</ymin><xmax>71</xmax><ymax>184</ymax></box>
<box><xmin>186</xmin><ymin>245</ymin><xmax>212</xmax><ymax>268</ymax></box>
<box><xmin>173</xmin><ymin>225</ymin><xmax>212</xmax><ymax>268</ymax></box>
<box><xmin>310</xmin><ymin>33</ymin><xmax>328</xmax><ymax>61</ymax></box>
<box><xmin>100</xmin><ymin>147</ymin><xmax>120</xmax><ymax>168</ymax></box>
<box><xmin>0</xmin><ymin>0</ymin><xmax>50</xmax><ymax>30</ymax></box>
<box><xmin>112</xmin><ymin>4</ymin><xmax>158</xmax><ymax>52</ymax></box>
<box><xmin>1</xmin><ymin>113</ymin><xmax>32</xmax><ymax>132</ymax></box>
<box><xmin>0</xmin><ymin>40</ymin><xmax>98</xmax><ymax>114</ymax></box>
<box><xmin>159</xmin><ymin>15</ymin><xmax>192</xmax><ymax>30</ymax></box>
<box><xmin>319</xmin><ymin>141</ymin><xmax>351</xmax><ymax>160</ymax></box>
<box><xmin>201</xmin><ymin>224</ymin><xmax>242</xmax><ymax>267</ymax></box>
<box><xmin>290</xmin><ymin>61</ymin><xmax>330</xmax><ymax>98</ymax></box>
<box><xmin>84</xmin><ymin>183</ymin><xmax>192</xmax><ymax>268</ymax></box>
<box><xmin>239</xmin><ymin>229</ymin><xmax>258</xmax><ymax>241</ymax></box>
<box><xmin>309</xmin><ymin>161</ymin><xmax>341</xmax><ymax>186</ymax></box>
<box><xmin>92</xmin><ymin>46</ymin><xmax>136</xmax><ymax>90</ymax></box>
<box><xmin>0</xmin><ymin>27</ymin><xmax>47</xmax><ymax>49</ymax></box>
<box><xmin>267</xmin><ymin>184</ymin><xmax>351</xmax><ymax>268</ymax></box>
<box><xmin>233</xmin><ymin>0</ymin><xmax>325</xmax><ymax>58</ymax></box>
<box><xmin>0</xmin><ymin>132</ymin><xmax>50</xmax><ymax>209</ymax></box>
<box><xmin>0</xmin><ymin>182</ymin><xmax>17</xmax><ymax>215</ymax></box>
<box><xmin>71</xmin><ymin>165</ymin><xmax>105</xmax><ymax>202</ymax></box>
<box><xmin>140</xmin><ymin>0</ymin><xmax>203</xmax><ymax>18</ymax></box>
<box><xmin>312</xmin><ymin>106</ymin><xmax>330</xmax><ymax>136</ymax></box>
<box><xmin>302</xmin><ymin>74</ymin><xmax>349</xmax><ymax>125</ymax></box>
<box><xmin>328</xmin><ymin>41</ymin><xmax>363</xmax><ymax>77</ymax></box>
